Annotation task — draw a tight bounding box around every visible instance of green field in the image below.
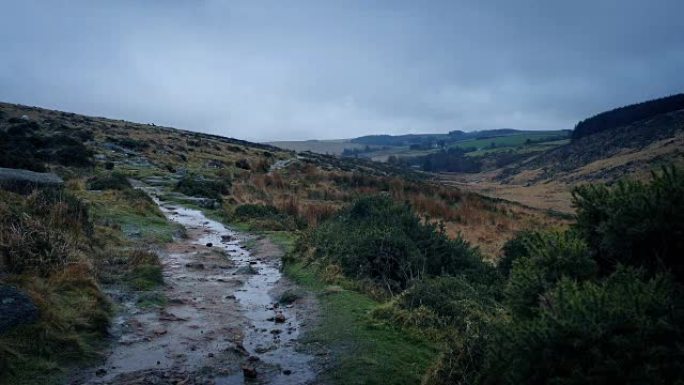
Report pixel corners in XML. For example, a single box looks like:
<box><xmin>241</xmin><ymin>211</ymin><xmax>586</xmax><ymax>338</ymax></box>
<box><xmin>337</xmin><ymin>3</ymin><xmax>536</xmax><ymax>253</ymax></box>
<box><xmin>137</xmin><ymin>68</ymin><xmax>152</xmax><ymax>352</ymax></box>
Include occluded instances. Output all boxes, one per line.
<box><xmin>451</xmin><ymin>131</ymin><xmax>568</xmax><ymax>151</ymax></box>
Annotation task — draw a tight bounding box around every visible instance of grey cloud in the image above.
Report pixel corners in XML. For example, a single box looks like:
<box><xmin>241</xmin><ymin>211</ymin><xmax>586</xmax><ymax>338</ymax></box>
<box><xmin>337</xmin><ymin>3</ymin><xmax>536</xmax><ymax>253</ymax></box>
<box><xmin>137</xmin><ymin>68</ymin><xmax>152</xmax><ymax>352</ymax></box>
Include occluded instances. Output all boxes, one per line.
<box><xmin>1</xmin><ymin>0</ymin><xmax>683</xmax><ymax>141</ymax></box>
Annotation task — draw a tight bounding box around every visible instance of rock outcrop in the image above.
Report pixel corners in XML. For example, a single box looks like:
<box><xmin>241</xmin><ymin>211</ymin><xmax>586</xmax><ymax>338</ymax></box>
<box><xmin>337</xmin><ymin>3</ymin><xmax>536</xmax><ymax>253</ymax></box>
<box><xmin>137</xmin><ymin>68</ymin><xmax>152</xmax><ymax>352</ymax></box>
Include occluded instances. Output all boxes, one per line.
<box><xmin>0</xmin><ymin>285</ymin><xmax>39</xmax><ymax>334</ymax></box>
<box><xmin>0</xmin><ymin>167</ymin><xmax>63</xmax><ymax>193</ymax></box>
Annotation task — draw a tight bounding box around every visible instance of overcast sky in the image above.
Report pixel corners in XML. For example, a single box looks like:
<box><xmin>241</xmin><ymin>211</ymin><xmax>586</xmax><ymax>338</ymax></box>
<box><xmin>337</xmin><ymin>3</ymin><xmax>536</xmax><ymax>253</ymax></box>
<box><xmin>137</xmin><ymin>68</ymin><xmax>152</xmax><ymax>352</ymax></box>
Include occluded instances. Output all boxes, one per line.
<box><xmin>1</xmin><ymin>1</ymin><xmax>683</xmax><ymax>141</ymax></box>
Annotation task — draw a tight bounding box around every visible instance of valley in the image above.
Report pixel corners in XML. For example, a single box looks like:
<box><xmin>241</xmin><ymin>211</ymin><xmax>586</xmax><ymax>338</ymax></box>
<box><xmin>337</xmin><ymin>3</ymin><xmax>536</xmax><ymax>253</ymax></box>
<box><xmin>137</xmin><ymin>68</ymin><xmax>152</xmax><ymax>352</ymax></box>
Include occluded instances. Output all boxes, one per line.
<box><xmin>2</xmin><ymin>2</ymin><xmax>683</xmax><ymax>384</ymax></box>
<box><xmin>1</xmin><ymin>94</ymin><xmax>683</xmax><ymax>385</ymax></box>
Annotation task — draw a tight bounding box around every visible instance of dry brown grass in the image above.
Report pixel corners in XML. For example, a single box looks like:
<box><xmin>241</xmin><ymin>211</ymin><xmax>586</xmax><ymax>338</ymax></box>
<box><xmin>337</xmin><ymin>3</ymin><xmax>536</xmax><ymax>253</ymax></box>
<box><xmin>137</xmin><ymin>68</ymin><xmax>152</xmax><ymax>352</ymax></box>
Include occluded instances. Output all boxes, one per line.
<box><xmin>299</xmin><ymin>201</ymin><xmax>340</xmax><ymax>227</ymax></box>
<box><xmin>226</xmin><ymin>162</ymin><xmax>564</xmax><ymax>257</ymax></box>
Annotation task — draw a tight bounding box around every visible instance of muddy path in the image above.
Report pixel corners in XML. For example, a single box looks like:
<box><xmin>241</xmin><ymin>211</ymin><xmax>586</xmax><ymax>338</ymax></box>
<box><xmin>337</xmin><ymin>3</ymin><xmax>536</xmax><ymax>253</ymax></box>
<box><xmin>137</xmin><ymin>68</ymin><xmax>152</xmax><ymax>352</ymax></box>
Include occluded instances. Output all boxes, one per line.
<box><xmin>75</xmin><ymin>190</ymin><xmax>317</xmax><ymax>385</ymax></box>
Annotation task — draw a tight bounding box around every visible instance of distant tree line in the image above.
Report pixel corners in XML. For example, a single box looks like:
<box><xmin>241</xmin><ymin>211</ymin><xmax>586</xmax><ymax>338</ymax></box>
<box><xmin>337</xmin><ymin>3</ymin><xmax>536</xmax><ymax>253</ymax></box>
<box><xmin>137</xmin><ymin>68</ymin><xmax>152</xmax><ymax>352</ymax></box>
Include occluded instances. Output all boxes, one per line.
<box><xmin>420</xmin><ymin>148</ymin><xmax>481</xmax><ymax>173</ymax></box>
<box><xmin>573</xmin><ymin>93</ymin><xmax>684</xmax><ymax>140</ymax></box>
<box><xmin>394</xmin><ymin>148</ymin><xmax>481</xmax><ymax>173</ymax></box>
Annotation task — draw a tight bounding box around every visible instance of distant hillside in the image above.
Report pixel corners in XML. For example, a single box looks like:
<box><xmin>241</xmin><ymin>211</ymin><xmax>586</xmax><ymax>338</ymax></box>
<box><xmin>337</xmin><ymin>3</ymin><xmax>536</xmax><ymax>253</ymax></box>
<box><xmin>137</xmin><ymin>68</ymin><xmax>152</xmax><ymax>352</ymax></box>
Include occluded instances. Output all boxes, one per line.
<box><xmin>501</xmin><ymin>106</ymin><xmax>684</xmax><ymax>184</ymax></box>
<box><xmin>269</xmin><ymin>129</ymin><xmax>569</xmax><ymax>160</ymax></box>
<box><xmin>440</xmin><ymin>96</ymin><xmax>684</xmax><ymax>214</ymax></box>
<box><xmin>573</xmin><ymin>93</ymin><xmax>684</xmax><ymax>140</ymax></box>
<box><xmin>350</xmin><ymin>128</ymin><xmax>542</xmax><ymax>146</ymax></box>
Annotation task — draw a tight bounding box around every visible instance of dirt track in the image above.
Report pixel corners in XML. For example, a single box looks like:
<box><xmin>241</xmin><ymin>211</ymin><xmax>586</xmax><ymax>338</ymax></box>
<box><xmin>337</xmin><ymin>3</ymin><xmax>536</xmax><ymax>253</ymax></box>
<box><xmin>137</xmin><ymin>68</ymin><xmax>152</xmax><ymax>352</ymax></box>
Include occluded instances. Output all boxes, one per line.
<box><xmin>74</xmin><ymin>193</ymin><xmax>316</xmax><ymax>385</ymax></box>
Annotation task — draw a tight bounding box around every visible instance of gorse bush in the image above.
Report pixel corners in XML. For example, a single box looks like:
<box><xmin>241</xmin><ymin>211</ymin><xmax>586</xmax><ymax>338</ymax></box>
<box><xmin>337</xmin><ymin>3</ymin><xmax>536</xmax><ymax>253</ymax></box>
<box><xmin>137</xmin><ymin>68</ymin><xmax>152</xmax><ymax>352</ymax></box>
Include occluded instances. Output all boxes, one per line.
<box><xmin>495</xmin><ymin>267</ymin><xmax>682</xmax><ymax>385</ymax></box>
<box><xmin>297</xmin><ymin>195</ymin><xmax>489</xmax><ymax>293</ymax></box>
<box><xmin>398</xmin><ymin>275</ymin><xmax>502</xmax><ymax>331</ymax></box>
<box><xmin>428</xmin><ymin>267</ymin><xmax>683</xmax><ymax>385</ymax></box>
<box><xmin>423</xmin><ymin>166</ymin><xmax>684</xmax><ymax>385</ymax></box>
<box><xmin>504</xmin><ymin>231</ymin><xmax>596</xmax><ymax>318</ymax></box>
<box><xmin>498</xmin><ymin>229</ymin><xmax>538</xmax><ymax>277</ymax></box>
<box><xmin>573</xmin><ymin>165</ymin><xmax>684</xmax><ymax>280</ymax></box>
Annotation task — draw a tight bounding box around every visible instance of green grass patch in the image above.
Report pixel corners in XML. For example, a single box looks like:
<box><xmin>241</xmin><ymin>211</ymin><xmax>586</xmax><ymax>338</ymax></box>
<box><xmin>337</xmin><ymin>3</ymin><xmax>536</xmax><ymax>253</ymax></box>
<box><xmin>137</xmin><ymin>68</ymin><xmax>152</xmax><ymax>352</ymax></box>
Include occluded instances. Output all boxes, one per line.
<box><xmin>128</xmin><ymin>265</ymin><xmax>164</xmax><ymax>291</ymax></box>
<box><xmin>83</xmin><ymin>190</ymin><xmax>177</xmax><ymax>244</ymax></box>
<box><xmin>284</xmin><ymin>261</ymin><xmax>438</xmax><ymax>385</ymax></box>
<box><xmin>136</xmin><ymin>291</ymin><xmax>167</xmax><ymax>308</ymax></box>
<box><xmin>0</xmin><ymin>272</ymin><xmax>111</xmax><ymax>385</ymax></box>
<box><xmin>262</xmin><ymin>231</ymin><xmax>297</xmax><ymax>253</ymax></box>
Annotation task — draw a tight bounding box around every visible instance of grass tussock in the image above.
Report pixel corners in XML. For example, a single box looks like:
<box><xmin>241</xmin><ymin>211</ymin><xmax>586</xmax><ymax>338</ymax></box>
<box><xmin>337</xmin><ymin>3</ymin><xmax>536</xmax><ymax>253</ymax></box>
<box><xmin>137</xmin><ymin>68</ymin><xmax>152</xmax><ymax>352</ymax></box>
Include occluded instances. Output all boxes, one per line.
<box><xmin>0</xmin><ymin>179</ymin><xmax>169</xmax><ymax>384</ymax></box>
<box><xmin>0</xmin><ymin>188</ymin><xmax>111</xmax><ymax>384</ymax></box>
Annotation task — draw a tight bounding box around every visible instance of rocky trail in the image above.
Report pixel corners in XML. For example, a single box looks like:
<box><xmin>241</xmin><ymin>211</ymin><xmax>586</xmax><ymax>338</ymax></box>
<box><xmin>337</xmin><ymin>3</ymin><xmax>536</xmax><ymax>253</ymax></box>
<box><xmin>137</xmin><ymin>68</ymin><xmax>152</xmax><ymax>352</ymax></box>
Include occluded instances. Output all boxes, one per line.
<box><xmin>73</xmin><ymin>187</ymin><xmax>317</xmax><ymax>385</ymax></box>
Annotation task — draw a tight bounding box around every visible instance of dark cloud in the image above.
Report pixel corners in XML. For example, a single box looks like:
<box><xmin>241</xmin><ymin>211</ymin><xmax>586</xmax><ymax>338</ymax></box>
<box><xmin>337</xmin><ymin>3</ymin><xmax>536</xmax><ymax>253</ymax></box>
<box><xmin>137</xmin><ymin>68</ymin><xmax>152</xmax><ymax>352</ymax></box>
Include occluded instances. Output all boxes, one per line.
<box><xmin>1</xmin><ymin>0</ymin><xmax>683</xmax><ymax>140</ymax></box>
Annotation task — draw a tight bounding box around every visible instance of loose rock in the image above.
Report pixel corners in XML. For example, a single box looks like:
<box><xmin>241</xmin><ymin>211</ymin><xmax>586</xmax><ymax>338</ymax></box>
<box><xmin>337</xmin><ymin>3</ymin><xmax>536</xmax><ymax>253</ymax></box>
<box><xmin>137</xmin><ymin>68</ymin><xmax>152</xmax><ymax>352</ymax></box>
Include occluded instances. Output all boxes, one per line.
<box><xmin>242</xmin><ymin>365</ymin><xmax>257</xmax><ymax>379</ymax></box>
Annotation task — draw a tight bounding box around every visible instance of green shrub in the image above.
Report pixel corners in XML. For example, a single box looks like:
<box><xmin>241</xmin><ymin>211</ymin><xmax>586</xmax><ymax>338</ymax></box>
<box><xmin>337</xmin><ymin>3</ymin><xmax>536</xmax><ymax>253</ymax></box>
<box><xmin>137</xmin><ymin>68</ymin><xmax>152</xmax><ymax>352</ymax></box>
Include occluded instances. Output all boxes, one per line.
<box><xmin>495</xmin><ymin>267</ymin><xmax>682</xmax><ymax>384</ymax></box>
<box><xmin>398</xmin><ymin>275</ymin><xmax>502</xmax><ymax>330</ymax></box>
<box><xmin>425</xmin><ymin>169</ymin><xmax>684</xmax><ymax>385</ymax></box>
<box><xmin>427</xmin><ymin>267</ymin><xmax>684</xmax><ymax>385</ymax></box>
<box><xmin>498</xmin><ymin>229</ymin><xmax>537</xmax><ymax>277</ymax></box>
<box><xmin>129</xmin><ymin>265</ymin><xmax>164</xmax><ymax>290</ymax></box>
<box><xmin>504</xmin><ymin>230</ymin><xmax>596</xmax><ymax>318</ymax></box>
<box><xmin>174</xmin><ymin>175</ymin><xmax>230</xmax><ymax>201</ymax></box>
<box><xmin>0</xmin><ymin>122</ymin><xmax>94</xmax><ymax>171</ymax></box>
<box><xmin>233</xmin><ymin>203</ymin><xmax>280</xmax><ymax>219</ymax></box>
<box><xmin>87</xmin><ymin>172</ymin><xmax>131</xmax><ymax>190</ymax></box>
<box><xmin>232</xmin><ymin>204</ymin><xmax>305</xmax><ymax>230</ymax></box>
<box><xmin>297</xmin><ymin>195</ymin><xmax>490</xmax><ymax>293</ymax></box>
<box><xmin>573</xmin><ymin>166</ymin><xmax>684</xmax><ymax>280</ymax></box>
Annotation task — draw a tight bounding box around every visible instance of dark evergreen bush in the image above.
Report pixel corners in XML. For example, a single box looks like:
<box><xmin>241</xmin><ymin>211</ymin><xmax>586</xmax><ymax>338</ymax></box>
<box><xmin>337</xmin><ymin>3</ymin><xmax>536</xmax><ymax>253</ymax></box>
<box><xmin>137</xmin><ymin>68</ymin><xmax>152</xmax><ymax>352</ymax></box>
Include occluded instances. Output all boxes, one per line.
<box><xmin>399</xmin><ymin>275</ymin><xmax>502</xmax><ymax>330</ymax></box>
<box><xmin>573</xmin><ymin>166</ymin><xmax>684</xmax><ymax>280</ymax></box>
<box><xmin>299</xmin><ymin>195</ymin><xmax>489</xmax><ymax>292</ymax></box>
<box><xmin>0</xmin><ymin>121</ymin><xmax>93</xmax><ymax>171</ymax></box>
<box><xmin>498</xmin><ymin>229</ymin><xmax>537</xmax><ymax>277</ymax></box>
<box><xmin>504</xmin><ymin>231</ymin><xmax>596</xmax><ymax>318</ymax></box>
<box><xmin>487</xmin><ymin>268</ymin><xmax>684</xmax><ymax>385</ymax></box>
<box><xmin>426</xmin><ymin>167</ymin><xmax>684</xmax><ymax>385</ymax></box>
